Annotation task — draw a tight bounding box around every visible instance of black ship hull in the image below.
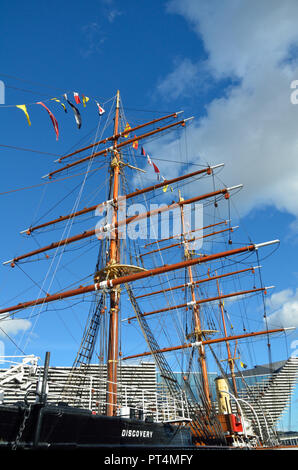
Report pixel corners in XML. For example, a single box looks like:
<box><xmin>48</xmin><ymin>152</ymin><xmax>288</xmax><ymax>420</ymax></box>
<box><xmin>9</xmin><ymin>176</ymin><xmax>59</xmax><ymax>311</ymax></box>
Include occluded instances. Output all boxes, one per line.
<box><xmin>0</xmin><ymin>403</ymin><xmax>193</xmax><ymax>449</ymax></box>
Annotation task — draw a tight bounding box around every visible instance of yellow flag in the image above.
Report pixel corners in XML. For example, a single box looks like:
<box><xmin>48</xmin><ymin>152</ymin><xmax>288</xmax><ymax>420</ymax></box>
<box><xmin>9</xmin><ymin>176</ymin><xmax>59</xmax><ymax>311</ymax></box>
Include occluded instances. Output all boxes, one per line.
<box><xmin>82</xmin><ymin>95</ymin><xmax>89</xmax><ymax>107</ymax></box>
<box><xmin>162</xmin><ymin>176</ymin><xmax>173</xmax><ymax>193</ymax></box>
<box><xmin>16</xmin><ymin>104</ymin><xmax>31</xmax><ymax>126</ymax></box>
<box><xmin>51</xmin><ymin>98</ymin><xmax>67</xmax><ymax>113</ymax></box>
<box><xmin>124</xmin><ymin>122</ymin><xmax>131</xmax><ymax>138</ymax></box>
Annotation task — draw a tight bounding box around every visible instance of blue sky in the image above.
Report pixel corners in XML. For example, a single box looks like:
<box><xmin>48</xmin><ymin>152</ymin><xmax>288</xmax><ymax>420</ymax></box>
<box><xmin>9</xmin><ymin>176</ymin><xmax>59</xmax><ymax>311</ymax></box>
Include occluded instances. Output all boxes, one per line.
<box><xmin>0</xmin><ymin>0</ymin><xmax>298</xmax><ymax>430</ymax></box>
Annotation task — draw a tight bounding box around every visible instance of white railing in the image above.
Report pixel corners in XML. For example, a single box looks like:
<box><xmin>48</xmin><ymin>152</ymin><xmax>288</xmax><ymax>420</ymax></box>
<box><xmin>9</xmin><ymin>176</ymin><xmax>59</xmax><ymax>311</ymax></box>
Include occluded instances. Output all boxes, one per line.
<box><xmin>59</xmin><ymin>374</ymin><xmax>191</xmax><ymax>423</ymax></box>
<box><xmin>0</xmin><ymin>358</ymin><xmax>191</xmax><ymax>424</ymax></box>
<box><xmin>0</xmin><ymin>355</ymin><xmax>39</xmax><ymax>387</ymax></box>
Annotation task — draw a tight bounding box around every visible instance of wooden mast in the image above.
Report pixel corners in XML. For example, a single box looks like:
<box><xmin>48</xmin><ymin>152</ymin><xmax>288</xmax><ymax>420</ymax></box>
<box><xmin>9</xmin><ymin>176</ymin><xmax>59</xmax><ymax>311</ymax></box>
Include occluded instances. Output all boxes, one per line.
<box><xmin>179</xmin><ymin>190</ymin><xmax>211</xmax><ymax>407</ymax></box>
<box><xmin>216</xmin><ymin>277</ymin><xmax>238</xmax><ymax>396</ymax></box>
<box><xmin>106</xmin><ymin>90</ymin><xmax>121</xmax><ymax>416</ymax></box>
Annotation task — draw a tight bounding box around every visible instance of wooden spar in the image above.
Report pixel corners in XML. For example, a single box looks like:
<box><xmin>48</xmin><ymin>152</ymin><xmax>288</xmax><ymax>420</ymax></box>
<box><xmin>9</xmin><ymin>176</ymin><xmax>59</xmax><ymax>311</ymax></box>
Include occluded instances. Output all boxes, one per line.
<box><xmin>57</xmin><ymin>112</ymin><xmax>182</xmax><ymax>162</ymax></box>
<box><xmin>124</xmin><ymin>286</ymin><xmax>272</xmax><ymax>322</ymax></box>
<box><xmin>121</xmin><ymin>328</ymin><xmax>289</xmax><ymax>361</ymax></box>
<box><xmin>106</xmin><ymin>90</ymin><xmax>120</xmax><ymax>417</ymax></box>
<box><xmin>7</xmin><ymin>186</ymin><xmax>238</xmax><ymax>265</ymax></box>
<box><xmin>144</xmin><ymin>219</ymin><xmax>229</xmax><ymax>248</ymax></box>
<box><xmin>139</xmin><ymin>225</ymin><xmax>237</xmax><ymax>259</ymax></box>
<box><xmin>0</xmin><ymin>241</ymin><xmax>278</xmax><ymax>315</ymax></box>
<box><xmin>44</xmin><ymin>118</ymin><xmax>191</xmax><ymax>179</ymax></box>
<box><xmin>0</xmin><ymin>284</ymin><xmax>97</xmax><ymax>314</ymax></box>
<box><xmin>135</xmin><ymin>266</ymin><xmax>259</xmax><ymax>299</ymax></box>
<box><xmin>22</xmin><ymin>165</ymin><xmax>223</xmax><ymax>235</ymax></box>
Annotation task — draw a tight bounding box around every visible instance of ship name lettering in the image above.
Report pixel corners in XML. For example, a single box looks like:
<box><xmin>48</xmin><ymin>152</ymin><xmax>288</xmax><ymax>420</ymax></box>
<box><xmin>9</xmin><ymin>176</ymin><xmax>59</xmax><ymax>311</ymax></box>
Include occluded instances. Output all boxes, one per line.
<box><xmin>121</xmin><ymin>429</ymin><xmax>153</xmax><ymax>438</ymax></box>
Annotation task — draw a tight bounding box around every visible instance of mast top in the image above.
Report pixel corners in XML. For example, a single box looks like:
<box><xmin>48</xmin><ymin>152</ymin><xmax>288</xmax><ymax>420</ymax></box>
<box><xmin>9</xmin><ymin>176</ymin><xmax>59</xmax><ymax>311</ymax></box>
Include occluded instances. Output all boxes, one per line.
<box><xmin>116</xmin><ymin>89</ymin><xmax>120</xmax><ymax>108</ymax></box>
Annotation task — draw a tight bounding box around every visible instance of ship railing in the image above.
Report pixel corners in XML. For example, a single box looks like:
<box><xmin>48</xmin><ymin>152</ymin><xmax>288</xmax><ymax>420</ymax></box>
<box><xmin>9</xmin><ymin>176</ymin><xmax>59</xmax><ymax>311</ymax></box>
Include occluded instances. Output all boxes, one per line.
<box><xmin>50</xmin><ymin>374</ymin><xmax>191</xmax><ymax>423</ymax></box>
<box><xmin>0</xmin><ymin>361</ymin><xmax>191</xmax><ymax>423</ymax></box>
<box><xmin>118</xmin><ymin>384</ymin><xmax>191</xmax><ymax>423</ymax></box>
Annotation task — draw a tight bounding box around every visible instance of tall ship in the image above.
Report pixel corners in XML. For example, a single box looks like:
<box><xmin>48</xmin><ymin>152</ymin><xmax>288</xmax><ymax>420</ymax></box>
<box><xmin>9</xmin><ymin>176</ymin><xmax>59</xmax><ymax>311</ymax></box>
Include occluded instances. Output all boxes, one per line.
<box><xmin>0</xmin><ymin>90</ymin><xmax>296</xmax><ymax>450</ymax></box>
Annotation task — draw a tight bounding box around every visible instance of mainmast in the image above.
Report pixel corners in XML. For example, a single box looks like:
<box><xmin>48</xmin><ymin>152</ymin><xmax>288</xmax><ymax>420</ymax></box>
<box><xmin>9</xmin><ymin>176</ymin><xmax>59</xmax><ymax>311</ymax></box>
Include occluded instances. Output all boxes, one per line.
<box><xmin>106</xmin><ymin>90</ymin><xmax>121</xmax><ymax>416</ymax></box>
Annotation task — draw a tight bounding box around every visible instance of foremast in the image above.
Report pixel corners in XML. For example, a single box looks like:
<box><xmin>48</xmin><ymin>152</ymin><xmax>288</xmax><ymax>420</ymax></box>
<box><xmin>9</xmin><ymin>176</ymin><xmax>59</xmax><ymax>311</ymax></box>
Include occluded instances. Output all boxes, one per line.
<box><xmin>106</xmin><ymin>90</ymin><xmax>121</xmax><ymax>416</ymax></box>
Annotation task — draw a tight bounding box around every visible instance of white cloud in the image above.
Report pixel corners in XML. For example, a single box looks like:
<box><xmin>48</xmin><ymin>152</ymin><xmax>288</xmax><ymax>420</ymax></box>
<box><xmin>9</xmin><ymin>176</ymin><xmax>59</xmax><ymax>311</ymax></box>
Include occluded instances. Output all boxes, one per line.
<box><xmin>156</xmin><ymin>58</ymin><xmax>206</xmax><ymax>101</ymax></box>
<box><xmin>157</xmin><ymin>0</ymin><xmax>298</xmax><ymax>219</ymax></box>
<box><xmin>80</xmin><ymin>2</ymin><xmax>122</xmax><ymax>57</ymax></box>
<box><xmin>81</xmin><ymin>22</ymin><xmax>106</xmax><ymax>57</ymax></box>
<box><xmin>166</xmin><ymin>1</ymin><xmax>298</xmax><ymax>78</ymax></box>
<box><xmin>267</xmin><ymin>288</ymin><xmax>298</xmax><ymax>328</ymax></box>
<box><xmin>0</xmin><ymin>317</ymin><xmax>31</xmax><ymax>338</ymax></box>
<box><xmin>101</xmin><ymin>0</ymin><xmax>122</xmax><ymax>23</ymax></box>
<box><xmin>106</xmin><ymin>9</ymin><xmax>122</xmax><ymax>23</ymax></box>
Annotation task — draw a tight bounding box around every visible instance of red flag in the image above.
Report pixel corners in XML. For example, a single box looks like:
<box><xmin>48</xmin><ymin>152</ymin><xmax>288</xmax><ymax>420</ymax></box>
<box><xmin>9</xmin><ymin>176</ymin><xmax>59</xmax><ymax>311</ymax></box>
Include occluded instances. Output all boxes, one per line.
<box><xmin>95</xmin><ymin>101</ymin><xmax>105</xmax><ymax>116</ymax></box>
<box><xmin>73</xmin><ymin>92</ymin><xmax>81</xmax><ymax>104</ymax></box>
<box><xmin>153</xmin><ymin>162</ymin><xmax>160</xmax><ymax>176</ymax></box>
<box><xmin>37</xmin><ymin>102</ymin><xmax>59</xmax><ymax>140</ymax></box>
